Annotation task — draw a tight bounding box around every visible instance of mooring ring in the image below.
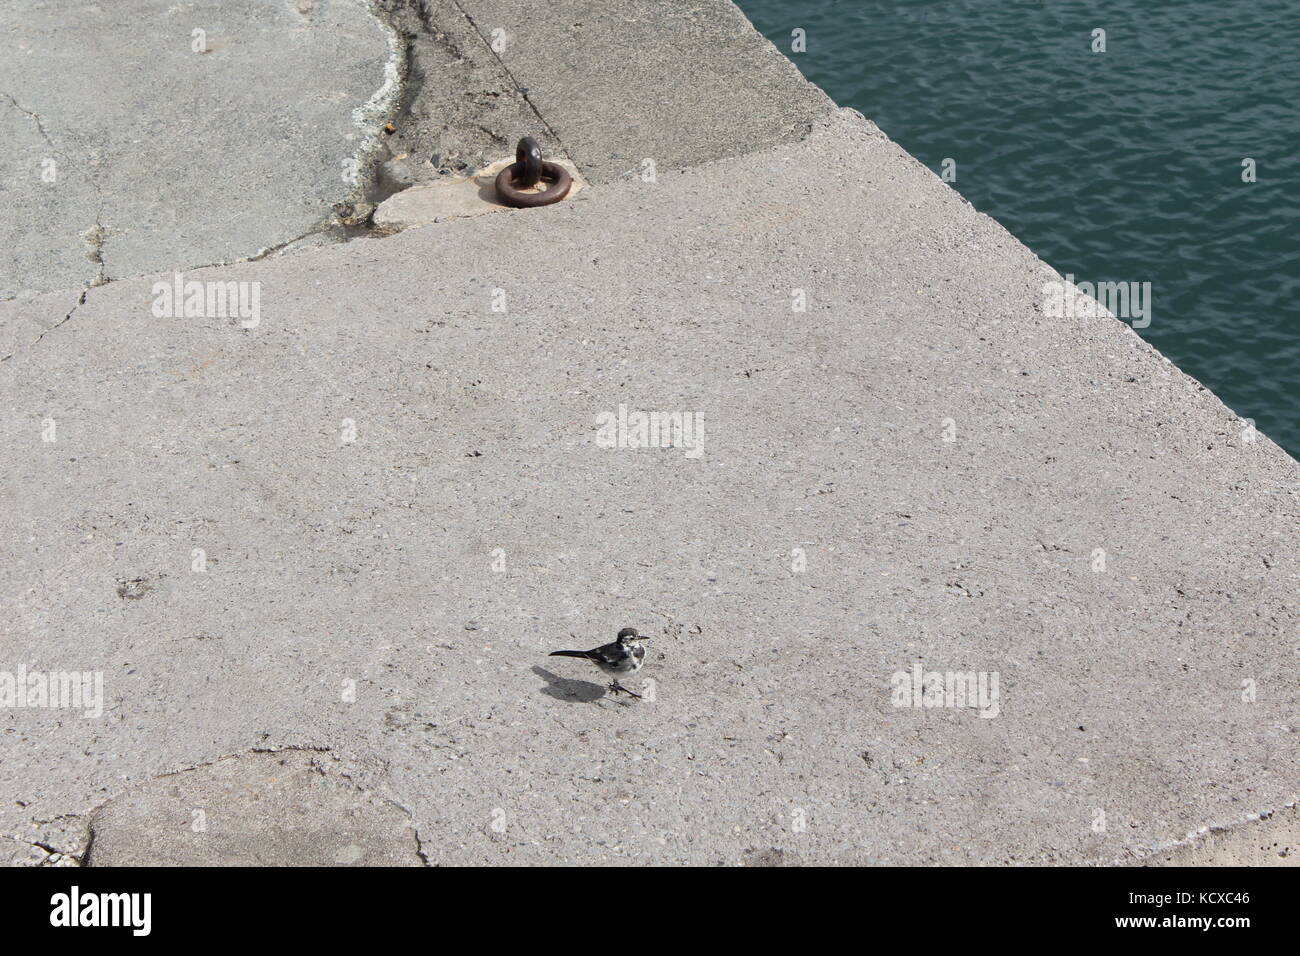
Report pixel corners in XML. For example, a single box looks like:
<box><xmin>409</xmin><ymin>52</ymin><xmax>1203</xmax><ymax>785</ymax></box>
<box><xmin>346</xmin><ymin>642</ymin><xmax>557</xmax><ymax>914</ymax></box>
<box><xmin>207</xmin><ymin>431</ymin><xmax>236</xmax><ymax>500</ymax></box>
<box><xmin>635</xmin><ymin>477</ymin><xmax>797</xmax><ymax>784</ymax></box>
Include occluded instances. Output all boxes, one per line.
<box><xmin>495</xmin><ymin>159</ymin><xmax>572</xmax><ymax>208</ymax></box>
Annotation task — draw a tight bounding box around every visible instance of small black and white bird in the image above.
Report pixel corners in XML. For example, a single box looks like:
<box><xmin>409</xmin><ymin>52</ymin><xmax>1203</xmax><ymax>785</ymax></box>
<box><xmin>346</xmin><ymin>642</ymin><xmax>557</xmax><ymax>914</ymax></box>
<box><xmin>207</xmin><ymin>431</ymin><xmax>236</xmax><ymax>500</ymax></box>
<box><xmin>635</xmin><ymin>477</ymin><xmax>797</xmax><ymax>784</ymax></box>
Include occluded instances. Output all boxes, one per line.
<box><xmin>549</xmin><ymin>627</ymin><xmax>649</xmax><ymax>698</ymax></box>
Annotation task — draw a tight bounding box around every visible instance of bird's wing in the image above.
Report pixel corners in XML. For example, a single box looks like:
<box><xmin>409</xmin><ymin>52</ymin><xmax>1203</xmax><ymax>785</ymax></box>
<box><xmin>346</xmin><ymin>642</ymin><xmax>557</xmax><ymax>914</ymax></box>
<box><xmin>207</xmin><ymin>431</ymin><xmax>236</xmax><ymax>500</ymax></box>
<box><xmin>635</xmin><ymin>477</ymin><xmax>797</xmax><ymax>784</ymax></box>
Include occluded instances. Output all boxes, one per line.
<box><xmin>586</xmin><ymin>641</ymin><xmax>627</xmax><ymax>665</ymax></box>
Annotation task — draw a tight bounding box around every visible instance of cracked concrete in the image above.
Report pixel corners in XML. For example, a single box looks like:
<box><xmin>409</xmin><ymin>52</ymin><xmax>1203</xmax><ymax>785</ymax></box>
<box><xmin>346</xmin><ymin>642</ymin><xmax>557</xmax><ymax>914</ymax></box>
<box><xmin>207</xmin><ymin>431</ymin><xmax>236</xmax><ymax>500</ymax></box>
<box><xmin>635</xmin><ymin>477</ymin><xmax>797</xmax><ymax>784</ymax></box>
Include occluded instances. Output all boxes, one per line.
<box><xmin>367</xmin><ymin>0</ymin><xmax>570</xmax><ymax>194</ymax></box>
<box><xmin>1</xmin><ymin>809</ymin><xmax>88</xmax><ymax>867</ymax></box>
<box><xmin>2</xmin><ymin>1</ymin><xmax>1296</xmax><ymax>867</ymax></box>
<box><xmin>451</xmin><ymin>0</ymin><xmax>835</xmax><ymax>182</ymax></box>
<box><xmin>0</xmin><ymin>0</ymin><xmax>399</xmax><ymax>299</ymax></box>
<box><xmin>2</xmin><ymin>748</ymin><xmax>425</xmax><ymax>866</ymax></box>
<box><xmin>3</xmin><ymin>106</ymin><xmax>1298</xmax><ymax>864</ymax></box>
<box><xmin>83</xmin><ymin>749</ymin><xmax>423</xmax><ymax>866</ymax></box>
<box><xmin>0</xmin><ymin>92</ymin><xmax>104</xmax><ymax>298</ymax></box>
<box><xmin>2</xmin><ymin>0</ymin><xmax>837</xmax><ymax>305</ymax></box>
<box><xmin>1144</xmin><ymin>800</ymin><xmax>1300</xmax><ymax>866</ymax></box>
<box><xmin>0</xmin><ymin>288</ymin><xmax>88</xmax><ymax>363</ymax></box>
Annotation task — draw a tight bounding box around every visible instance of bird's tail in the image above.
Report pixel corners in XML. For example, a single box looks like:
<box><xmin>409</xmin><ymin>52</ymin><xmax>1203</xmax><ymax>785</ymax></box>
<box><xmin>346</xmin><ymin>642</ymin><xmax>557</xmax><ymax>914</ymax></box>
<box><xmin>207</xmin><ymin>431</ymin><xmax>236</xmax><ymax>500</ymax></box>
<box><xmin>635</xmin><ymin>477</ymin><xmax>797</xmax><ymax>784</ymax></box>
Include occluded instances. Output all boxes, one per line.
<box><xmin>549</xmin><ymin>650</ymin><xmax>594</xmax><ymax>660</ymax></box>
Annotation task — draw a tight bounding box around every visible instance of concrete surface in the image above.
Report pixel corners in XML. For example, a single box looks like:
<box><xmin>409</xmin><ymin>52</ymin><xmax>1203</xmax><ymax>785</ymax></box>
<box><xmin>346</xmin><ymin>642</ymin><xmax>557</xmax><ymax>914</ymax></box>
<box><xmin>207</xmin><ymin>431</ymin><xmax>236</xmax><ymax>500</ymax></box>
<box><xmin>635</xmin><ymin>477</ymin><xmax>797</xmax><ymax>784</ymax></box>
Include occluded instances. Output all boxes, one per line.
<box><xmin>0</xmin><ymin>0</ymin><xmax>398</xmax><ymax>298</ymax></box>
<box><xmin>0</xmin><ymin>92</ymin><xmax>103</xmax><ymax>299</ymax></box>
<box><xmin>368</xmin><ymin>0</ymin><xmax>567</xmax><ymax>193</ymax></box>
<box><xmin>352</xmin><ymin>0</ymin><xmax>835</xmax><ymax>197</ymax></box>
<box><xmin>373</xmin><ymin>154</ymin><xmax>585</xmax><ymax>229</ymax></box>
<box><xmin>83</xmin><ymin>750</ymin><xmax>424</xmax><ymax>866</ymax></box>
<box><xmin>1</xmin><ymin>0</ymin><xmax>832</xmax><ymax>298</ymax></box>
<box><xmin>454</xmin><ymin>0</ymin><xmax>836</xmax><ymax>183</ymax></box>
<box><xmin>1145</xmin><ymin>802</ymin><xmax>1298</xmax><ymax>866</ymax></box>
<box><xmin>1</xmin><ymin>1</ymin><xmax>1297</xmax><ymax>867</ymax></box>
<box><xmin>0</xmin><ymin>288</ymin><xmax>85</xmax><ymax>363</ymax></box>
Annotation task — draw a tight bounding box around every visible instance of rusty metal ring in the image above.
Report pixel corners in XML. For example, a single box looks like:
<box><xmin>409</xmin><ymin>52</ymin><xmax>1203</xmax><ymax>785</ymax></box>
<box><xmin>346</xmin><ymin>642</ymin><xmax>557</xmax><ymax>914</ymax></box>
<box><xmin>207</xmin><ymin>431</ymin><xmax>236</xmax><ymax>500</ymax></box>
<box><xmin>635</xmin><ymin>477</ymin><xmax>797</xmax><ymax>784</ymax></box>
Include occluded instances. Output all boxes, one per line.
<box><xmin>495</xmin><ymin>159</ymin><xmax>572</xmax><ymax>208</ymax></box>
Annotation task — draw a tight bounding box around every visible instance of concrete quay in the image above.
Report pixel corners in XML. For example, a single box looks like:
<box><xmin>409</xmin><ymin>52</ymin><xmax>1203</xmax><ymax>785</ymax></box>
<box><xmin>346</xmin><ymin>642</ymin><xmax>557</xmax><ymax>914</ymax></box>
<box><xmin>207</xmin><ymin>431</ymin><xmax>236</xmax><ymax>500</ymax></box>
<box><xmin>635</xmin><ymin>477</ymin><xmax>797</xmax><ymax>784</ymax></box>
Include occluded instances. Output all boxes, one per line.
<box><xmin>1</xmin><ymin>1</ymin><xmax>1296</xmax><ymax>866</ymax></box>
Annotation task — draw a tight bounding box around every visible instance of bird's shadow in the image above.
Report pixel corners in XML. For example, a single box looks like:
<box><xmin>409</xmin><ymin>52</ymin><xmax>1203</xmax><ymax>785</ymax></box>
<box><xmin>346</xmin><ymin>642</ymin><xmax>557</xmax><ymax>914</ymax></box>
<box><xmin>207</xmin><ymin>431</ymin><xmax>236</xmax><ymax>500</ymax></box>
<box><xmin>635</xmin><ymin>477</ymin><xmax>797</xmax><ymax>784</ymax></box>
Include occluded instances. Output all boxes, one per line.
<box><xmin>533</xmin><ymin>665</ymin><xmax>608</xmax><ymax>704</ymax></box>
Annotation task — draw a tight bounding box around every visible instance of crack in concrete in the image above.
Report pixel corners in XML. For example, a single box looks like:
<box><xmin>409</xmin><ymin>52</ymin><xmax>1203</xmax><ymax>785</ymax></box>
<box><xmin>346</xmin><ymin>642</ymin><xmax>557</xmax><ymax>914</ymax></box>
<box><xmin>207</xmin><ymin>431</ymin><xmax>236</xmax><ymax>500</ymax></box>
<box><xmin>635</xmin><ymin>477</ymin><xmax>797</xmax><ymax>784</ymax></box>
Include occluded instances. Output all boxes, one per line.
<box><xmin>0</xmin><ymin>0</ymin><xmax>564</xmax><ymax>347</ymax></box>
<box><xmin>0</xmin><ymin>221</ymin><xmax>328</xmax><ymax>362</ymax></box>
<box><xmin>446</xmin><ymin>0</ymin><xmax>568</xmax><ymax>156</ymax></box>
<box><xmin>86</xmin><ymin>217</ymin><xmax>108</xmax><ymax>285</ymax></box>
<box><xmin>28</xmin><ymin>839</ymin><xmax>83</xmax><ymax>864</ymax></box>
<box><xmin>2</xmin><ymin>90</ymin><xmax>112</xmax><ymax>298</ymax></box>
<box><xmin>2</xmin><ymin>824</ymin><xmax>89</xmax><ymax>867</ymax></box>
<box><xmin>36</xmin><ymin>745</ymin><xmax>430</xmax><ymax>867</ymax></box>
<box><xmin>1</xmin><ymin>836</ymin><xmax>74</xmax><ymax>866</ymax></box>
<box><xmin>0</xmin><ymin>90</ymin><xmax>58</xmax><ymax>154</ymax></box>
<box><xmin>2</xmin><ymin>1</ymin><xmax>568</xmax><ymax>312</ymax></box>
<box><xmin>1</xmin><ymin>3</ymin><xmax>404</xmax><ymax>304</ymax></box>
<box><xmin>1120</xmin><ymin>794</ymin><xmax>1300</xmax><ymax>865</ymax></box>
<box><xmin>0</xmin><ymin>288</ymin><xmax>88</xmax><ymax>363</ymax></box>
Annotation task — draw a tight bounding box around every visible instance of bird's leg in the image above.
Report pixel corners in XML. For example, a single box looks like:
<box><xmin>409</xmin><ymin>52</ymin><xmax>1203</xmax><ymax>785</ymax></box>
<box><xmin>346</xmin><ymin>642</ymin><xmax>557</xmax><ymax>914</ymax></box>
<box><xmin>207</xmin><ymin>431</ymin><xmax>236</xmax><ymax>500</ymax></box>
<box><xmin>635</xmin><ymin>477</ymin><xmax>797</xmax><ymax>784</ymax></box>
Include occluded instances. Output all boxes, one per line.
<box><xmin>608</xmin><ymin>680</ymin><xmax>642</xmax><ymax>700</ymax></box>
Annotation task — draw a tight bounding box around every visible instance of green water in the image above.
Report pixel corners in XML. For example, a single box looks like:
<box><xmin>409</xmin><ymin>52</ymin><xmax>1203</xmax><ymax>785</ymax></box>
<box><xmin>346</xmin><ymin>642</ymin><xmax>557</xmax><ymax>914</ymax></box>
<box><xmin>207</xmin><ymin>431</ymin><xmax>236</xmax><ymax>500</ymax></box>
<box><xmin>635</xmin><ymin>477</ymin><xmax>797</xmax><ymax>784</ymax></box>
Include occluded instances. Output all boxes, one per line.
<box><xmin>738</xmin><ymin>0</ymin><xmax>1300</xmax><ymax>457</ymax></box>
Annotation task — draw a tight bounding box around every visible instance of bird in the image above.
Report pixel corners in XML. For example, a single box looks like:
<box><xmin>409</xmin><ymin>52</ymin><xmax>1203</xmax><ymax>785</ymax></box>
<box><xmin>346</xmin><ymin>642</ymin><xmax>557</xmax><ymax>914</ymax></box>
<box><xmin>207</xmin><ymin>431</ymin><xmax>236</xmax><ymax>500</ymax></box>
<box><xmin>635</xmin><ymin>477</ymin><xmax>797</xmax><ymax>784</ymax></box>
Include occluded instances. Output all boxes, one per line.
<box><xmin>549</xmin><ymin>627</ymin><xmax>649</xmax><ymax>699</ymax></box>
